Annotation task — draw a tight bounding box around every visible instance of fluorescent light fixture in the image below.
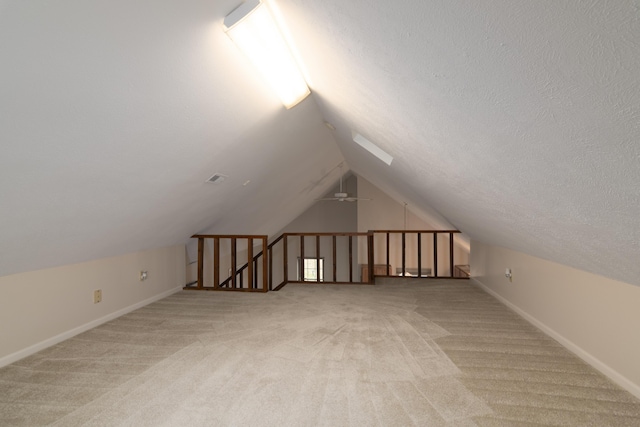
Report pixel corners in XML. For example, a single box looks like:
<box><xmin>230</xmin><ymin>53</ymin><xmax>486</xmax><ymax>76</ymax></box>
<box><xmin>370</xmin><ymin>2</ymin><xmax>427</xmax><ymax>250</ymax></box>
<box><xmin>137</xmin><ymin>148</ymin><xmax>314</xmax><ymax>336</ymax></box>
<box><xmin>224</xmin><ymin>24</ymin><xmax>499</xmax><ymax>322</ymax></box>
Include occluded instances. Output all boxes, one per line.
<box><xmin>352</xmin><ymin>132</ymin><xmax>394</xmax><ymax>165</ymax></box>
<box><xmin>224</xmin><ymin>0</ymin><xmax>310</xmax><ymax>109</ymax></box>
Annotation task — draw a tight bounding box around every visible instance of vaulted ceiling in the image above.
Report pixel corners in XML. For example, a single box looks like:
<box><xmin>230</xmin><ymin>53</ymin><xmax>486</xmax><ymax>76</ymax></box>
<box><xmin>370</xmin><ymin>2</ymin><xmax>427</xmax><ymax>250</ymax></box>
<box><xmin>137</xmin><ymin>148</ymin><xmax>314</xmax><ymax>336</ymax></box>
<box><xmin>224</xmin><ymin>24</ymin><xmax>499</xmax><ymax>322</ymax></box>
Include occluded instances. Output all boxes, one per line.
<box><xmin>1</xmin><ymin>0</ymin><xmax>638</xmax><ymax>286</ymax></box>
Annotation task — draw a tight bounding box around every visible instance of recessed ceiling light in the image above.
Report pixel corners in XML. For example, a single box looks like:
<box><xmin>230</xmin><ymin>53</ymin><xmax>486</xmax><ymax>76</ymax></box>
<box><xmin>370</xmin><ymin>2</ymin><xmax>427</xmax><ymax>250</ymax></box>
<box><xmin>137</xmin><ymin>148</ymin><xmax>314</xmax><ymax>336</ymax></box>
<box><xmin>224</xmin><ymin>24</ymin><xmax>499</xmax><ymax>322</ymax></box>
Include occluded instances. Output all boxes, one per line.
<box><xmin>352</xmin><ymin>132</ymin><xmax>393</xmax><ymax>165</ymax></box>
<box><xmin>206</xmin><ymin>173</ymin><xmax>228</xmax><ymax>184</ymax></box>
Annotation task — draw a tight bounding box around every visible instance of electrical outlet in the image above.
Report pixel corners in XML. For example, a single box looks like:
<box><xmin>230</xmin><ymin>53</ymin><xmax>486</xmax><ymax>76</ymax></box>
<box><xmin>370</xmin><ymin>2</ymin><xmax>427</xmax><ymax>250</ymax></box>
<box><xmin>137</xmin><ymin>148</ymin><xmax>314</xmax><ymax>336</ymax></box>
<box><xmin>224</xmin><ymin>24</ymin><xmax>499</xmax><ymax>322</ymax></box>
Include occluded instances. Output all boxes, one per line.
<box><xmin>139</xmin><ymin>271</ymin><xmax>148</xmax><ymax>281</ymax></box>
<box><xmin>93</xmin><ymin>289</ymin><xmax>102</xmax><ymax>304</ymax></box>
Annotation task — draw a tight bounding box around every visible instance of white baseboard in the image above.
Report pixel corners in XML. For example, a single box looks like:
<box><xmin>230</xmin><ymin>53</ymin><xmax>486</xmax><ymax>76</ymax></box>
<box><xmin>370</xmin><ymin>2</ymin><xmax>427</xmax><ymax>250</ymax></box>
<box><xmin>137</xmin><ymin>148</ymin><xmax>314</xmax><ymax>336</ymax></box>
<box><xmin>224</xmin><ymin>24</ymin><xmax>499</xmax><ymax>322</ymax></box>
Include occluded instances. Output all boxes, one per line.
<box><xmin>471</xmin><ymin>278</ymin><xmax>640</xmax><ymax>400</ymax></box>
<box><xmin>0</xmin><ymin>286</ymin><xmax>183</xmax><ymax>368</ymax></box>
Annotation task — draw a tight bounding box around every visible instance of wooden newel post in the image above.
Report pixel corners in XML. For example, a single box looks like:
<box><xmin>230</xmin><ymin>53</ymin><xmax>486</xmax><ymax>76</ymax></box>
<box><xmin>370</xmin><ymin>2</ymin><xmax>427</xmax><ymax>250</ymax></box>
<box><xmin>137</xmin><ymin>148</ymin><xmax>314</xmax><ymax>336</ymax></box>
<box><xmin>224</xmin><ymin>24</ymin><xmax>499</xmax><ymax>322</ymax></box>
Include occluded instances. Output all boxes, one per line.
<box><xmin>268</xmin><ymin>245</ymin><xmax>273</xmax><ymax>291</ymax></box>
<box><xmin>349</xmin><ymin>236</ymin><xmax>353</xmax><ymax>283</ymax></box>
<box><xmin>197</xmin><ymin>237</ymin><xmax>204</xmax><ymax>289</ymax></box>
<box><xmin>368</xmin><ymin>233</ymin><xmax>374</xmax><ymax>284</ymax></box>
<box><xmin>213</xmin><ymin>238</ymin><xmax>220</xmax><ymax>289</ymax></box>
<box><xmin>283</xmin><ymin>237</ymin><xmax>288</xmax><ymax>284</ymax></box>
<box><xmin>262</xmin><ymin>236</ymin><xmax>268</xmax><ymax>292</ymax></box>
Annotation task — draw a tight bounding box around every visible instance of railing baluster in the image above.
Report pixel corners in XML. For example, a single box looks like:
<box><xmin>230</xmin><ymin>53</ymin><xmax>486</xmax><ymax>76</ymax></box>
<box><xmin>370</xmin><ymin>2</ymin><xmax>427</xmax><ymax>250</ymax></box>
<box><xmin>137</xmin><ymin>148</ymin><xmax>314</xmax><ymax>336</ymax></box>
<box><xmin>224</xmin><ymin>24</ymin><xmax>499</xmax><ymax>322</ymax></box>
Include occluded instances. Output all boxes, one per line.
<box><xmin>449</xmin><ymin>233</ymin><xmax>454</xmax><ymax>278</ymax></box>
<box><xmin>386</xmin><ymin>232</ymin><xmax>390</xmax><ymax>274</ymax></box>
<box><xmin>247</xmin><ymin>238</ymin><xmax>253</xmax><ymax>290</ymax></box>
<box><xmin>332</xmin><ymin>236</ymin><xmax>337</xmax><ymax>282</ymax></box>
<box><xmin>254</xmin><ymin>258</ymin><xmax>258</xmax><ymax>288</ymax></box>
<box><xmin>417</xmin><ymin>233</ymin><xmax>422</xmax><ymax>277</ymax></box>
<box><xmin>433</xmin><ymin>232</ymin><xmax>438</xmax><ymax>278</ymax></box>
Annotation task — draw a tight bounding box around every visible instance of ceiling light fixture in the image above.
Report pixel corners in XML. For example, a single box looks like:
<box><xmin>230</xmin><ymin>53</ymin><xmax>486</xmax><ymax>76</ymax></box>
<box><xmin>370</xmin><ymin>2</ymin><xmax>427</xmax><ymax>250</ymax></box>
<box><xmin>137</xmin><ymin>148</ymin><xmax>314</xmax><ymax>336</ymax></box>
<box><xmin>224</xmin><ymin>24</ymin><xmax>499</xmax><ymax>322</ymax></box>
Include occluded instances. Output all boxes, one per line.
<box><xmin>352</xmin><ymin>132</ymin><xmax>394</xmax><ymax>165</ymax></box>
<box><xmin>224</xmin><ymin>0</ymin><xmax>310</xmax><ymax>109</ymax></box>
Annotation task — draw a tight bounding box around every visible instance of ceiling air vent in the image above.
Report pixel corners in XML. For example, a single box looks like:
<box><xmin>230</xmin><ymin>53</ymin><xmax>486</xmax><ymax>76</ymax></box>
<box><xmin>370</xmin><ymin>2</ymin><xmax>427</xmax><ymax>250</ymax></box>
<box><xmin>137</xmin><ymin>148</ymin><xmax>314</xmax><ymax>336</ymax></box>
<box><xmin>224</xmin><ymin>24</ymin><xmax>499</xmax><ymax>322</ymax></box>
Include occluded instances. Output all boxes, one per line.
<box><xmin>206</xmin><ymin>173</ymin><xmax>228</xmax><ymax>184</ymax></box>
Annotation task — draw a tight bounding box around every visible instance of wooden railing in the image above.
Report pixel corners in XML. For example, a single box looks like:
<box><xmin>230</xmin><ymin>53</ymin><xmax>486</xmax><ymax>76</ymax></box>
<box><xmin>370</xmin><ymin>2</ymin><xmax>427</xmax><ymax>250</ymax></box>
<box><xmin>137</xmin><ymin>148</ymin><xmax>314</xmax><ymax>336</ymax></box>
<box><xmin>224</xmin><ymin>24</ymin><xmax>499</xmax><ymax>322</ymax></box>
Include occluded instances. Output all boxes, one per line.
<box><xmin>218</xmin><ymin>234</ymin><xmax>286</xmax><ymax>291</ymax></box>
<box><xmin>185</xmin><ymin>234</ymin><xmax>268</xmax><ymax>292</ymax></box>
<box><xmin>277</xmin><ymin>232</ymin><xmax>374</xmax><ymax>285</ymax></box>
<box><xmin>371</xmin><ymin>230</ymin><xmax>462</xmax><ymax>278</ymax></box>
<box><xmin>184</xmin><ymin>229</ymin><xmax>466</xmax><ymax>292</ymax></box>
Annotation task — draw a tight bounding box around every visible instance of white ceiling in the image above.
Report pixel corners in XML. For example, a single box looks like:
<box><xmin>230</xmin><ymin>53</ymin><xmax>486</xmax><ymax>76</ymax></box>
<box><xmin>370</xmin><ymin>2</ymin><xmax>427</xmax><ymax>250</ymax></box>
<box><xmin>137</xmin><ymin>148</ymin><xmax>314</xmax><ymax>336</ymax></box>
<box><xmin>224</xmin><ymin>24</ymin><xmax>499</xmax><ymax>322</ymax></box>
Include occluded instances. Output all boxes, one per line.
<box><xmin>1</xmin><ymin>0</ymin><xmax>639</xmax><ymax>286</ymax></box>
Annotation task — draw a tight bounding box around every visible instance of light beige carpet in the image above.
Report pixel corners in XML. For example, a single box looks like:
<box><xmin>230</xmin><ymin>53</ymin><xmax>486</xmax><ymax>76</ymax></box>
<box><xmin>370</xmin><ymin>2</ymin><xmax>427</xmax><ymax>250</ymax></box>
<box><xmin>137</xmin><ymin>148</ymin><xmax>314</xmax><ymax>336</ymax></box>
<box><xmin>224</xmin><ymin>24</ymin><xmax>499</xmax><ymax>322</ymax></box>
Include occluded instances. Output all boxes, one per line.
<box><xmin>1</xmin><ymin>279</ymin><xmax>639</xmax><ymax>426</ymax></box>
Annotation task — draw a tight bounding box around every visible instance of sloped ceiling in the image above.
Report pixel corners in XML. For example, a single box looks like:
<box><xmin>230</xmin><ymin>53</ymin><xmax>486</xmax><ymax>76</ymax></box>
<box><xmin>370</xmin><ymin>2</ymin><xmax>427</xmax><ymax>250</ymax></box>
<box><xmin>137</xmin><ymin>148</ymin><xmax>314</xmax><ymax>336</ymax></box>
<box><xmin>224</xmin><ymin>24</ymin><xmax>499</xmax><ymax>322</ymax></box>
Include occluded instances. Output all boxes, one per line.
<box><xmin>278</xmin><ymin>0</ymin><xmax>640</xmax><ymax>286</ymax></box>
<box><xmin>1</xmin><ymin>0</ymin><xmax>639</xmax><ymax>287</ymax></box>
<box><xmin>0</xmin><ymin>0</ymin><xmax>343</xmax><ymax>277</ymax></box>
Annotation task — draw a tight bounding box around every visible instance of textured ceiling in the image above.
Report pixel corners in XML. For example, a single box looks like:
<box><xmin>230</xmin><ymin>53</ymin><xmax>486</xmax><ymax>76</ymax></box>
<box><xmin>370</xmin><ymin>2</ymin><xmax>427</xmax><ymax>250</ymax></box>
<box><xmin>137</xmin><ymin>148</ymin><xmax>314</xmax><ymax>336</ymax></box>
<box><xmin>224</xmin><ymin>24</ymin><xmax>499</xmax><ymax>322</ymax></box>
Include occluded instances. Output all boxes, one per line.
<box><xmin>0</xmin><ymin>0</ymin><xmax>344</xmax><ymax>276</ymax></box>
<box><xmin>278</xmin><ymin>0</ymin><xmax>640</xmax><ymax>286</ymax></box>
<box><xmin>1</xmin><ymin>0</ymin><xmax>639</xmax><ymax>286</ymax></box>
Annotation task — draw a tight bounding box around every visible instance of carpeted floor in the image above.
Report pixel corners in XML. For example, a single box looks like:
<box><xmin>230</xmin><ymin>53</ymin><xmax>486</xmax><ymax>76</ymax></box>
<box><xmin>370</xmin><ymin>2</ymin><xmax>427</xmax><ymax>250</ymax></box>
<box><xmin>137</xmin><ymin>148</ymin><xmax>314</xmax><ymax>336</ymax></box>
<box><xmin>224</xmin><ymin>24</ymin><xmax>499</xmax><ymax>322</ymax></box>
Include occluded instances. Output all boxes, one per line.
<box><xmin>1</xmin><ymin>279</ymin><xmax>639</xmax><ymax>426</ymax></box>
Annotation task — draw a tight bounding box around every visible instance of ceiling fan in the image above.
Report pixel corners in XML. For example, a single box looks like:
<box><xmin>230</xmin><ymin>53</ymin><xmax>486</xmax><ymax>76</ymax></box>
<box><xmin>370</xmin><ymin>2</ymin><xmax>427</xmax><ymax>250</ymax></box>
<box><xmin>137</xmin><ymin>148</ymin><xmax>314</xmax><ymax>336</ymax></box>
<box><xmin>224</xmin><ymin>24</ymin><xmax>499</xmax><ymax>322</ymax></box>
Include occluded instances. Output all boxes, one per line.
<box><xmin>315</xmin><ymin>165</ymin><xmax>371</xmax><ymax>202</ymax></box>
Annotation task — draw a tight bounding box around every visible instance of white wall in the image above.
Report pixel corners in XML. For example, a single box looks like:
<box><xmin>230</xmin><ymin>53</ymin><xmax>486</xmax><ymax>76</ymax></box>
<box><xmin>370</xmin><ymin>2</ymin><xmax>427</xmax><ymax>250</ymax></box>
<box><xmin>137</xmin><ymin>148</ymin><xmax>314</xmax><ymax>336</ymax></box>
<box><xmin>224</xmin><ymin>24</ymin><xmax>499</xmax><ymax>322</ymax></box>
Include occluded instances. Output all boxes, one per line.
<box><xmin>278</xmin><ymin>174</ymin><xmax>359</xmax><ymax>282</ymax></box>
<box><xmin>0</xmin><ymin>244</ymin><xmax>186</xmax><ymax>366</ymax></box>
<box><xmin>471</xmin><ymin>240</ymin><xmax>640</xmax><ymax>399</ymax></box>
<box><xmin>282</xmin><ymin>174</ymin><xmax>358</xmax><ymax>234</ymax></box>
<box><xmin>186</xmin><ymin>177</ymin><xmax>360</xmax><ymax>287</ymax></box>
<box><xmin>357</xmin><ymin>176</ymin><xmax>469</xmax><ymax>276</ymax></box>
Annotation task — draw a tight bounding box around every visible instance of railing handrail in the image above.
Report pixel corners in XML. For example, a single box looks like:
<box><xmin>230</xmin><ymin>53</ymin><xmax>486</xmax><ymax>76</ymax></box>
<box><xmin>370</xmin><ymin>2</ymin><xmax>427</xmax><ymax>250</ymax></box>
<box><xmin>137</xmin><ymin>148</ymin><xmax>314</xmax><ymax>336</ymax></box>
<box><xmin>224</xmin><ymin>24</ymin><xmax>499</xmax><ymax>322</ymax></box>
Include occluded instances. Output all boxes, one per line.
<box><xmin>191</xmin><ymin>233</ymin><xmax>268</xmax><ymax>239</ymax></box>
<box><xmin>281</xmin><ymin>232</ymin><xmax>372</xmax><ymax>237</ymax></box>
<box><xmin>268</xmin><ymin>233</ymin><xmax>286</xmax><ymax>247</ymax></box>
<box><xmin>371</xmin><ymin>230</ymin><xmax>461</xmax><ymax>234</ymax></box>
